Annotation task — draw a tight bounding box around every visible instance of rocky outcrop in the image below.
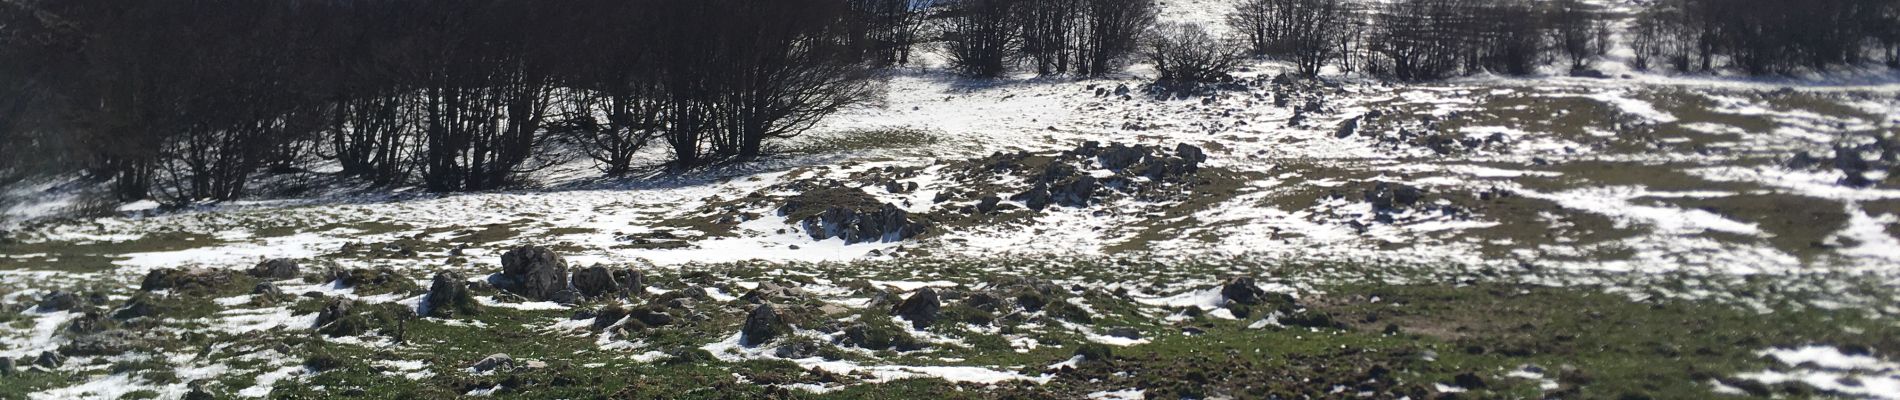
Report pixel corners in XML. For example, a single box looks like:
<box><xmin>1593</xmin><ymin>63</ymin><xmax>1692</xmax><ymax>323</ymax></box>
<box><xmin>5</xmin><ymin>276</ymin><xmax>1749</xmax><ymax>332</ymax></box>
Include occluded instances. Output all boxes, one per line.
<box><xmin>787</xmin><ymin>197</ymin><xmax>929</xmax><ymax>244</ymax></box>
<box><xmin>248</xmin><ymin>258</ymin><xmax>300</xmax><ymax>280</ymax></box>
<box><xmin>497</xmin><ymin>246</ymin><xmax>570</xmax><ymax>301</ymax></box>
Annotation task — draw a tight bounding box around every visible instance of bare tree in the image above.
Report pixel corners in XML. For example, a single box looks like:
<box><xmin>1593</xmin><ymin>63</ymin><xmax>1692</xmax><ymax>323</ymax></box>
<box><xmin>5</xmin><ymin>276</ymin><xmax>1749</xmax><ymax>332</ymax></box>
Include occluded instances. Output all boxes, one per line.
<box><xmin>1144</xmin><ymin>23</ymin><xmax>1247</xmax><ymax>83</ymax></box>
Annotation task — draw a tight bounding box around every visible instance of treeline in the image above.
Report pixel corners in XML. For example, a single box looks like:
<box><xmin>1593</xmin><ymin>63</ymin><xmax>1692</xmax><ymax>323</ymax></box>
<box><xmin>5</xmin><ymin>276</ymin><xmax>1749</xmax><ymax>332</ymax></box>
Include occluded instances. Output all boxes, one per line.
<box><xmin>0</xmin><ymin>0</ymin><xmax>908</xmax><ymax>202</ymax></box>
<box><xmin>1227</xmin><ymin>0</ymin><xmax>1900</xmax><ymax>80</ymax></box>
<box><xmin>939</xmin><ymin>0</ymin><xmax>1158</xmax><ymax>77</ymax></box>
<box><xmin>1632</xmin><ymin>0</ymin><xmax>1900</xmax><ymax>74</ymax></box>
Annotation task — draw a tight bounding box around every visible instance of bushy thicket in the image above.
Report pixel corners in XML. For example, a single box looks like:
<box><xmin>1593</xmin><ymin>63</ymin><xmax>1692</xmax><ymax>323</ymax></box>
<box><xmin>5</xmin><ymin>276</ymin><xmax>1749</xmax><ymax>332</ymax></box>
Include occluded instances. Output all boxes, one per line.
<box><xmin>0</xmin><ymin>0</ymin><xmax>901</xmax><ymax>202</ymax></box>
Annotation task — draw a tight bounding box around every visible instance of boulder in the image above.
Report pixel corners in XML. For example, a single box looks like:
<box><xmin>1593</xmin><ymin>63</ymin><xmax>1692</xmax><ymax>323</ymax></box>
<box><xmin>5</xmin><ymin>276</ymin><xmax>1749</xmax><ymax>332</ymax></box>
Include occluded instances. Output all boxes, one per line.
<box><xmin>1220</xmin><ymin>277</ymin><xmax>1268</xmax><ymax>306</ymax></box>
<box><xmin>1097</xmin><ymin>144</ymin><xmax>1148</xmax><ymax>171</ymax></box>
<box><xmin>313</xmin><ymin>298</ymin><xmax>355</xmax><ymax>336</ymax></box>
<box><xmin>740</xmin><ymin>304</ymin><xmax>791</xmax><ymax>347</ymax></box>
<box><xmin>35</xmin><ymin>291</ymin><xmax>79</xmax><ymax>312</ymax></box>
<box><xmin>742</xmin><ymin>282</ymin><xmax>805</xmax><ymax>304</ymax></box>
<box><xmin>976</xmin><ymin>195</ymin><xmax>1001</xmax><ymax>213</ymax></box>
<box><xmin>252</xmin><ymin>282</ymin><xmax>284</xmax><ymax>297</ymax></box>
<box><xmin>1364</xmin><ymin>182</ymin><xmax>1425</xmax><ymax>211</ymax></box>
<box><xmin>139</xmin><ymin>268</ymin><xmax>236</xmax><ymax>293</ymax></box>
<box><xmin>424</xmin><ymin>271</ymin><xmax>480</xmax><ymax>318</ymax></box>
<box><xmin>629</xmin><ymin>307</ymin><xmax>675</xmax><ymax>327</ymax></box>
<box><xmin>0</xmin><ymin>357</ymin><xmax>13</xmax><ymax>376</ymax></box>
<box><xmin>248</xmin><ymin>258</ymin><xmax>300</xmax><ymax>280</ymax></box>
<box><xmin>892</xmin><ymin>288</ymin><xmax>942</xmax><ymax>329</ymax></box>
<box><xmin>1011</xmin><ymin>186</ymin><xmax>1054</xmax><ymax>211</ymax></box>
<box><xmin>470</xmin><ymin>353</ymin><xmax>515</xmax><ymax>373</ymax></box>
<box><xmin>1049</xmin><ymin>176</ymin><xmax>1098</xmax><ymax>208</ymax></box>
<box><xmin>61</xmin><ymin>331</ymin><xmax>135</xmax><ymax>356</ymax></box>
<box><xmin>612</xmin><ymin>268</ymin><xmax>644</xmax><ymax>296</ymax></box>
<box><xmin>111</xmin><ymin>296</ymin><xmax>159</xmax><ymax>321</ymax></box>
<box><xmin>571</xmin><ymin>266</ymin><xmax>620</xmax><ymax>298</ymax></box>
<box><xmin>34</xmin><ymin>350</ymin><xmax>64</xmax><ymax>369</ymax></box>
<box><xmin>1175</xmin><ymin>143</ymin><xmax>1207</xmax><ymax>165</ymax></box>
<box><xmin>498</xmin><ymin>246</ymin><xmax>570</xmax><ymax>301</ymax></box>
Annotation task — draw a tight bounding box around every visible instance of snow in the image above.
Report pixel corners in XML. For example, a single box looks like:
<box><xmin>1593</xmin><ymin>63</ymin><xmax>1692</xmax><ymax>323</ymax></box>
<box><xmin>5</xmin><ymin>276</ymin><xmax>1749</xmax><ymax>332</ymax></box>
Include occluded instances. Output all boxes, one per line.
<box><xmin>1734</xmin><ymin>346</ymin><xmax>1900</xmax><ymax>399</ymax></box>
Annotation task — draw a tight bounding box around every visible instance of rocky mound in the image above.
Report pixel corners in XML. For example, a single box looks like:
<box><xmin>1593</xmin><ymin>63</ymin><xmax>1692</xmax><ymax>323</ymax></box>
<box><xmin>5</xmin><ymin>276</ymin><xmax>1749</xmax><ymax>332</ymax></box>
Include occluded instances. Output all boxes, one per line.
<box><xmin>767</xmin><ymin>141</ymin><xmax>1232</xmax><ymax>244</ymax></box>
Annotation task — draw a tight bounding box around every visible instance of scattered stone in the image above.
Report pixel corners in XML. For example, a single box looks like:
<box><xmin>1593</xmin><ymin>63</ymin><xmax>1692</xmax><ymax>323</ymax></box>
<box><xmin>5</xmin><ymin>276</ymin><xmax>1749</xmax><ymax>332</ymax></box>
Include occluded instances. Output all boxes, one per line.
<box><xmin>470</xmin><ymin>353</ymin><xmax>515</xmax><ymax>372</ymax></box>
<box><xmin>976</xmin><ymin>195</ymin><xmax>1001</xmax><ymax>213</ymax></box>
<box><xmin>248</xmin><ymin>258</ymin><xmax>300</xmax><ymax>280</ymax></box>
<box><xmin>892</xmin><ymin>288</ymin><xmax>942</xmax><ymax>329</ymax></box>
<box><xmin>424</xmin><ymin>271</ymin><xmax>480</xmax><ymax>318</ymax></box>
<box><xmin>1105</xmin><ymin>327</ymin><xmax>1141</xmax><ymax>339</ymax></box>
<box><xmin>1174</xmin><ymin>143</ymin><xmax>1207</xmax><ymax>164</ymax></box>
<box><xmin>629</xmin><ymin>307</ymin><xmax>675</xmax><ymax>327</ymax></box>
<box><xmin>0</xmin><ymin>357</ymin><xmax>14</xmax><ymax>376</ymax></box>
<box><xmin>497</xmin><ymin>246</ymin><xmax>570</xmax><ymax>301</ymax></box>
<box><xmin>1011</xmin><ymin>186</ymin><xmax>1054</xmax><ymax>211</ymax></box>
<box><xmin>741</xmin><ymin>304</ymin><xmax>791</xmax><ymax>347</ymax></box>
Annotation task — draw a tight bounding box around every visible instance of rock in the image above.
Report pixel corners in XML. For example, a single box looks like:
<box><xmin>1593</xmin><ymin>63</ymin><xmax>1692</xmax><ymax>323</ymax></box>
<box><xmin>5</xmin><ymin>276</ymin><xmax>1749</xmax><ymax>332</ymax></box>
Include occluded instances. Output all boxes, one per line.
<box><xmin>1364</xmin><ymin>182</ymin><xmax>1425</xmax><ymax>211</ymax></box>
<box><xmin>547</xmin><ymin>289</ymin><xmax>581</xmax><ymax>305</ymax></box>
<box><xmin>139</xmin><ymin>268</ymin><xmax>236</xmax><ymax>293</ymax></box>
<box><xmin>1097</xmin><ymin>143</ymin><xmax>1148</xmax><ymax>171</ymax></box>
<box><xmin>34</xmin><ymin>350</ymin><xmax>64</xmax><ymax>369</ymax></box>
<box><xmin>424</xmin><ymin>271</ymin><xmax>480</xmax><ymax>318</ymax></box>
<box><xmin>805</xmin><ymin>203</ymin><xmax>929</xmax><ymax>244</ymax></box>
<box><xmin>1075</xmin><ymin>343</ymin><xmax>1114</xmax><ymax>362</ymax></box>
<box><xmin>470</xmin><ymin>353</ymin><xmax>515</xmax><ymax>372</ymax></box>
<box><xmin>892</xmin><ymin>288</ymin><xmax>942</xmax><ymax>329</ymax></box>
<box><xmin>592</xmin><ymin>306</ymin><xmax>628</xmax><ymax>330</ymax></box>
<box><xmin>252</xmin><ymin>282</ymin><xmax>284</xmax><ymax>297</ymax></box>
<box><xmin>742</xmin><ymin>282</ymin><xmax>806</xmax><ymax>304</ymax></box>
<box><xmin>248</xmin><ymin>258</ymin><xmax>300</xmax><ymax>280</ymax></box>
<box><xmin>629</xmin><ymin>307</ymin><xmax>675</xmax><ymax>327</ymax></box>
<box><xmin>612</xmin><ymin>268</ymin><xmax>644</xmax><ymax>296</ymax></box>
<box><xmin>183</xmin><ymin>381</ymin><xmax>216</xmax><ymax>400</ymax></box>
<box><xmin>1220</xmin><ymin>277</ymin><xmax>1268</xmax><ymax>305</ymax></box>
<box><xmin>111</xmin><ymin>296</ymin><xmax>159</xmax><ymax>320</ymax></box>
<box><xmin>1335</xmin><ymin>117</ymin><xmax>1361</xmax><ymax>138</ymax></box>
<box><xmin>1105</xmin><ymin>327</ymin><xmax>1141</xmax><ymax>339</ymax></box>
<box><xmin>1011</xmin><ymin>186</ymin><xmax>1054</xmax><ymax>211</ymax></box>
<box><xmin>774</xmin><ymin>338</ymin><xmax>824</xmax><ymax>359</ymax></box>
<box><xmin>741</xmin><ymin>304</ymin><xmax>791</xmax><ymax>347</ymax></box>
<box><xmin>61</xmin><ymin>331</ymin><xmax>135</xmax><ymax>356</ymax></box>
<box><xmin>314</xmin><ymin>298</ymin><xmax>353</xmax><ymax>330</ymax></box>
<box><xmin>1049</xmin><ymin>175</ymin><xmax>1098</xmax><ymax>208</ymax></box>
<box><xmin>571</xmin><ymin>266</ymin><xmax>620</xmax><ymax>298</ymax></box>
<box><xmin>0</xmin><ymin>357</ymin><xmax>13</xmax><ymax>376</ymax></box>
<box><xmin>498</xmin><ymin>246</ymin><xmax>570</xmax><ymax>301</ymax></box>
<box><xmin>1453</xmin><ymin>372</ymin><xmax>1487</xmax><ymax>389</ymax></box>
<box><xmin>976</xmin><ymin>195</ymin><xmax>1001</xmax><ymax>213</ymax></box>
<box><xmin>1174</xmin><ymin>143</ymin><xmax>1207</xmax><ymax>165</ymax></box>
<box><xmin>35</xmin><ymin>291</ymin><xmax>79</xmax><ymax>312</ymax></box>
